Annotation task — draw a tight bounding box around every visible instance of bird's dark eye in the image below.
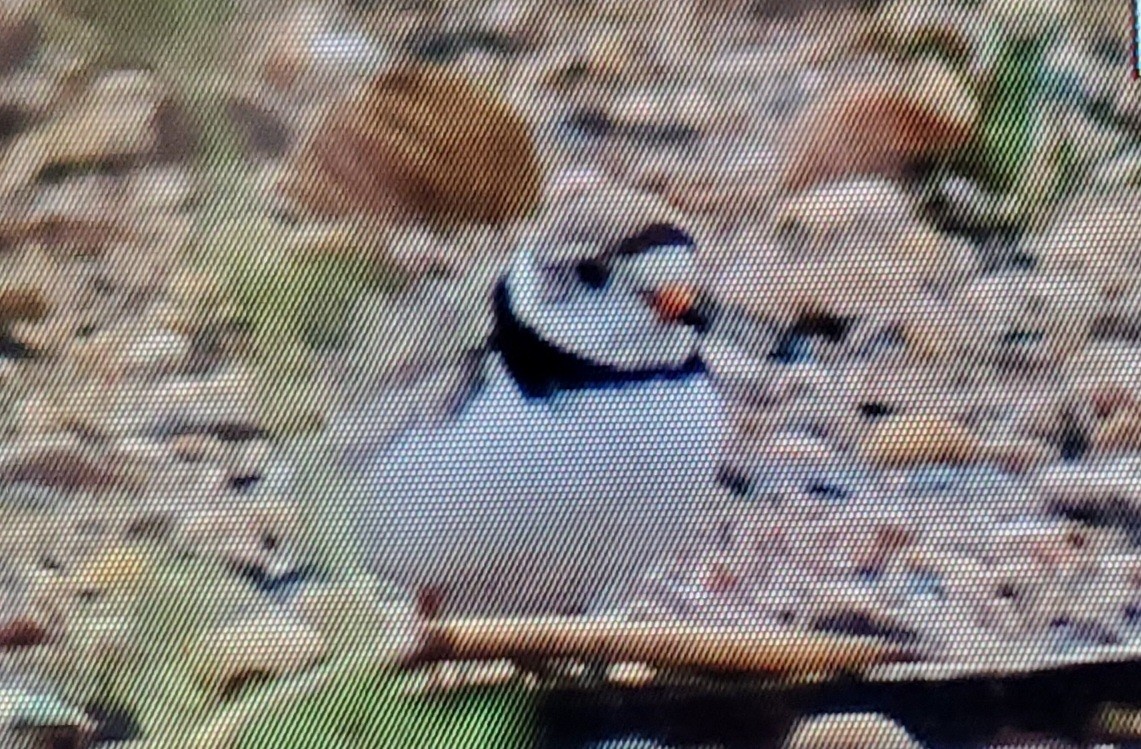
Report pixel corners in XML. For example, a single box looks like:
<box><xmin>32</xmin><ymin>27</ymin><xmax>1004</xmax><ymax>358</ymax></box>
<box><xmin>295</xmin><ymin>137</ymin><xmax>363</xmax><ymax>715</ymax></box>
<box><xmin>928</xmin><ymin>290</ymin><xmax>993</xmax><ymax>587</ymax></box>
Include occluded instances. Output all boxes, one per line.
<box><xmin>575</xmin><ymin>258</ymin><xmax>610</xmax><ymax>289</ymax></box>
<box><xmin>678</xmin><ymin>304</ymin><xmax>711</xmax><ymax>333</ymax></box>
<box><xmin>613</xmin><ymin>222</ymin><xmax>695</xmax><ymax>256</ymax></box>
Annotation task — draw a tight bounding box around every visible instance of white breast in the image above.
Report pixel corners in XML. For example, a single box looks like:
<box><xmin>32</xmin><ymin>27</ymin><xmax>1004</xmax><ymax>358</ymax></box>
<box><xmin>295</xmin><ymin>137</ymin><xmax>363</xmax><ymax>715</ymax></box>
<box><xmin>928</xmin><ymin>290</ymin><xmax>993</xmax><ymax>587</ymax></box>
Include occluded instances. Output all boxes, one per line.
<box><xmin>351</xmin><ymin>358</ymin><xmax>728</xmax><ymax>615</ymax></box>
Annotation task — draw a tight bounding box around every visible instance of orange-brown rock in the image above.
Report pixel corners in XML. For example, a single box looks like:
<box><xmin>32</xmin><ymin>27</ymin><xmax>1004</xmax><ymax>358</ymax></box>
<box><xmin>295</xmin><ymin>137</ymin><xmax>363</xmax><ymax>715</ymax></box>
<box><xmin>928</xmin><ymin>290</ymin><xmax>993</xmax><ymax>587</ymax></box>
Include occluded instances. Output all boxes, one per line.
<box><xmin>0</xmin><ymin>287</ymin><xmax>48</xmax><ymax>324</ymax></box>
<box><xmin>861</xmin><ymin>412</ymin><xmax>981</xmax><ymax>468</ymax></box>
<box><xmin>781</xmin><ymin>59</ymin><xmax>976</xmax><ymax>192</ymax></box>
<box><xmin>279</xmin><ymin>65</ymin><xmax>543</xmax><ymax>227</ymax></box>
<box><xmin>0</xmin><ymin>616</ymin><xmax>49</xmax><ymax>649</ymax></box>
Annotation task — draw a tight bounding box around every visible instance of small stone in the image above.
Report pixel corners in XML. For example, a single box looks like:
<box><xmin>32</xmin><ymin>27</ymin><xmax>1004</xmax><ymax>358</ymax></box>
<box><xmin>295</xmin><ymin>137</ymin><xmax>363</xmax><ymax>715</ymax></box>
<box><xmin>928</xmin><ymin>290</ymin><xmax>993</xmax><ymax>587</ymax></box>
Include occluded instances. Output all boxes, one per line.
<box><xmin>413</xmin><ymin>660</ymin><xmax>518</xmax><ymax>695</ymax></box>
<box><xmin>984</xmin><ymin>0</ymin><xmax>1067</xmax><ymax>37</ymax></box>
<box><xmin>862</xmin><ymin>0</ymin><xmax>977</xmax><ymax>66</ymax></box>
<box><xmin>119</xmin><ymin>330</ymin><xmax>192</xmax><ymax>375</ymax></box>
<box><xmin>0</xmin><ymin>444</ymin><xmax>130</xmax><ymax>494</ymax></box>
<box><xmin>899</xmin><ymin>300</ymin><xmax>968</xmax><ymax>364</ymax></box>
<box><xmin>862</xmin><ymin>412</ymin><xmax>980</xmax><ymax>468</ymax></box>
<box><xmin>190</xmin><ymin>608</ymin><xmax>327</xmax><ymax>696</ymax></box>
<box><xmin>783</xmin><ymin>713</ymin><xmax>926</xmax><ymax>749</ymax></box>
<box><xmin>759</xmin><ymin>431</ymin><xmax>837</xmax><ymax>465</ymax></box>
<box><xmin>256</xmin><ymin>2</ymin><xmax>386</xmax><ymax>93</ymax></box>
<box><xmin>223</xmin><ymin>439</ymin><xmax>275</xmax><ymax>494</ymax></box>
<box><xmin>606</xmin><ymin>661</ymin><xmax>657</xmax><ymax>687</ymax></box>
<box><xmin>1035</xmin><ymin>459</ymin><xmax>1141</xmax><ymax>538</ymax></box>
<box><xmin>978</xmin><ymin>437</ymin><xmax>1055</xmax><ymax>473</ymax></box>
<box><xmin>1095</xmin><ymin>408</ymin><xmax>1141</xmax><ymax>454</ymax></box>
<box><xmin>1030</xmin><ymin>189</ymin><xmax>1141</xmax><ymax>299</ymax></box>
<box><xmin>170</xmin><ymin>434</ymin><xmax>222</xmax><ymax>463</ymax></box>
<box><xmin>715</xmin><ymin>181</ymin><xmax>975</xmax><ymax>328</ymax></box>
<box><xmin>0</xmin><ymin>214</ymin><xmax>134</xmax><ymax>259</ymax></box>
<box><xmin>1086</xmin><ymin>383</ymin><xmax>1136</xmax><ymax>421</ymax></box>
<box><xmin>775</xmin><ymin>178</ymin><xmax>914</xmax><ymax>244</ymax></box>
<box><xmin>405</xmin><ymin>26</ymin><xmax>524</xmax><ymax>64</ymax></box>
<box><xmin>0</xmin><ymin>70</ymin><xmax>61</xmax><ymax>136</ymax></box>
<box><xmin>225</xmin><ymin>94</ymin><xmax>292</xmax><ymax>159</ymax></box>
<box><xmin>0</xmin><ymin>685</ymin><xmax>95</xmax><ymax>743</ymax></box>
<box><xmin>582</xmin><ymin>27</ymin><xmax>636</xmax><ymax>82</ymax></box>
<box><xmin>0</xmin><ymin>69</ymin><xmax>194</xmax><ymax>197</ymax></box>
<box><xmin>564</xmin><ymin>84</ymin><xmax>711</xmax><ymax>147</ymax></box>
<box><xmin>232</xmin><ymin>559</ymin><xmax>312</xmax><ymax>599</ymax></box>
<box><xmin>110</xmin><ymin>367</ymin><xmax>263</xmax><ymax>440</ymax></box>
<box><xmin>0</xmin><ymin>287</ymin><xmax>48</xmax><ymax>325</ymax></box>
<box><xmin>957</xmin><ymin>273</ymin><xmax>1099</xmax><ymax>370</ymax></box>
<box><xmin>989</xmin><ymin>520</ymin><xmax>1093</xmax><ymax>572</ymax></box>
<box><xmin>71</xmin><ymin>545</ymin><xmax>148</xmax><ymax>599</ymax></box>
<box><xmin>811</xmin><ymin>607</ymin><xmax>919</xmax><ymax>644</ymax></box>
<box><xmin>71</xmin><ymin>323</ymin><xmax>193</xmax><ymax>381</ymax></box>
<box><xmin>84</xmin><ymin>699</ymin><xmax>142</xmax><ymax>743</ymax></box>
<box><xmin>0</xmin><ymin>9</ymin><xmax>38</xmax><ymax>75</ymax></box>
<box><xmin>178</xmin><ymin>496</ymin><xmax>304</xmax><ymax>587</ymax></box>
<box><xmin>0</xmin><ymin>616</ymin><xmax>48</xmax><ymax>649</ymax></box>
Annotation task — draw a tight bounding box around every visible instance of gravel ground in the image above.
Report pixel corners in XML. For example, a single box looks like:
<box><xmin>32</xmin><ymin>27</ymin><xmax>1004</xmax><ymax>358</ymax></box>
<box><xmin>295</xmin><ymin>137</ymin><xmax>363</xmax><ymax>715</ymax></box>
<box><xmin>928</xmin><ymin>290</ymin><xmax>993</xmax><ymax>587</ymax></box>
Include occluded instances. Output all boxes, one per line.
<box><xmin>2</xmin><ymin>0</ymin><xmax>1141</xmax><ymax>746</ymax></box>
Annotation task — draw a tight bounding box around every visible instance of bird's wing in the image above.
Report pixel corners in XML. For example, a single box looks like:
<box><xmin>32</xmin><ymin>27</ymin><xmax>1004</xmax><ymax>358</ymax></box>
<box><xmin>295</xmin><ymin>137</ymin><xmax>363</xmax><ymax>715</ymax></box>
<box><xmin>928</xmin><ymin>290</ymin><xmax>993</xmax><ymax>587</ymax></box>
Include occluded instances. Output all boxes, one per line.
<box><xmin>320</xmin><ymin>258</ymin><xmax>503</xmax><ymax>467</ymax></box>
<box><xmin>325</xmin><ymin>347</ymin><xmax>490</xmax><ymax>467</ymax></box>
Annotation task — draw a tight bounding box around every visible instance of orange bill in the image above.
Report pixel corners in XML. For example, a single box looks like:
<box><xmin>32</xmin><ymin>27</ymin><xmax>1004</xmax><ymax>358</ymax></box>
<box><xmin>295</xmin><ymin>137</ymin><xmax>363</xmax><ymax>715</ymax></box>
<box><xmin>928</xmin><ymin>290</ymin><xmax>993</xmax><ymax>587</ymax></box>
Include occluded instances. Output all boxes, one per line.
<box><xmin>646</xmin><ymin>283</ymin><xmax>699</xmax><ymax>323</ymax></box>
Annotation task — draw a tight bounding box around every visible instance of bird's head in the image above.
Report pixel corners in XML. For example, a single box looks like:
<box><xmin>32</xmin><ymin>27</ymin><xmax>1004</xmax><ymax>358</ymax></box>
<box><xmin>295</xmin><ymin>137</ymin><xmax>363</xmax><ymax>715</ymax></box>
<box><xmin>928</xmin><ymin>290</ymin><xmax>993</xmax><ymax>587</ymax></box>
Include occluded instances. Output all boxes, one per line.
<box><xmin>499</xmin><ymin>181</ymin><xmax>716</xmax><ymax>374</ymax></box>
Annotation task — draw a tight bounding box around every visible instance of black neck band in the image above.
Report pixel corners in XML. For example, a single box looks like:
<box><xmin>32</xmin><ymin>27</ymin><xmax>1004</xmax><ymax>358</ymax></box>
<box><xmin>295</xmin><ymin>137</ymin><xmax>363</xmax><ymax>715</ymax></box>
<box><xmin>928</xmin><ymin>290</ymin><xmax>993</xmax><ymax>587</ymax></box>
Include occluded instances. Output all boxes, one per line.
<box><xmin>489</xmin><ymin>279</ymin><xmax>705</xmax><ymax>399</ymax></box>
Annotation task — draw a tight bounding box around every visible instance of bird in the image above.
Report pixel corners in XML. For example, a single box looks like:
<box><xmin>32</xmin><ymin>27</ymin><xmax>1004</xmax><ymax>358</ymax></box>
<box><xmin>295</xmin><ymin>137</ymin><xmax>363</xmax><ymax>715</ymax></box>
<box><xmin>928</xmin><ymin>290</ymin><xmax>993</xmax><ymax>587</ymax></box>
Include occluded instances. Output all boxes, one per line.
<box><xmin>321</xmin><ymin>190</ymin><xmax>732</xmax><ymax>617</ymax></box>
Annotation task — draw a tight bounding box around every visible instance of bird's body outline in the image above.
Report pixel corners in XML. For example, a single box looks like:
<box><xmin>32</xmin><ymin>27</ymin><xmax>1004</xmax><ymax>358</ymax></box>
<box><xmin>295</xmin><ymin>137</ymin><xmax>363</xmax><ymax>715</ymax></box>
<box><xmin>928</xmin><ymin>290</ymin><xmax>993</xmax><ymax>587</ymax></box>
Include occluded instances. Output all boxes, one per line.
<box><xmin>330</xmin><ymin>218</ymin><xmax>732</xmax><ymax>616</ymax></box>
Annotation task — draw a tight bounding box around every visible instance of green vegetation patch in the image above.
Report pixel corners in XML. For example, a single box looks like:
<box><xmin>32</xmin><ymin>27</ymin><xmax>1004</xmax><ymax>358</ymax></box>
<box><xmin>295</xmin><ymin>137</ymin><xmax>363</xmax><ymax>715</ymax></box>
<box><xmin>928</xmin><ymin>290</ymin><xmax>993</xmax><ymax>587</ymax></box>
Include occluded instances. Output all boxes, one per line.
<box><xmin>236</xmin><ymin>669</ymin><xmax>536</xmax><ymax>749</ymax></box>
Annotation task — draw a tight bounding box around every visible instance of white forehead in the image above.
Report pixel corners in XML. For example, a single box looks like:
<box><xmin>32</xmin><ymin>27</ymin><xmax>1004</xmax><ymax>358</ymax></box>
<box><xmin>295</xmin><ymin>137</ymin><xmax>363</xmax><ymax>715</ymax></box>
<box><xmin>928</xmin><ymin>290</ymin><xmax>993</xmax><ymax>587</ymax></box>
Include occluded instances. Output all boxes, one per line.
<box><xmin>617</xmin><ymin>244</ymin><xmax>697</xmax><ymax>287</ymax></box>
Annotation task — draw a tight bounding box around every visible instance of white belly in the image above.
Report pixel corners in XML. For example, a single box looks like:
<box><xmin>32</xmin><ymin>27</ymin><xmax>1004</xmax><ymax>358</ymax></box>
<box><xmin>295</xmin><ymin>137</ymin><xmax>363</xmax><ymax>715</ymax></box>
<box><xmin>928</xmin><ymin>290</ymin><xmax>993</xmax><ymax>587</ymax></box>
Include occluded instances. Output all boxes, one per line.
<box><xmin>352</xmin><ymin>360</ymin><xmax>727</xmax><ymax>615</ymax></box>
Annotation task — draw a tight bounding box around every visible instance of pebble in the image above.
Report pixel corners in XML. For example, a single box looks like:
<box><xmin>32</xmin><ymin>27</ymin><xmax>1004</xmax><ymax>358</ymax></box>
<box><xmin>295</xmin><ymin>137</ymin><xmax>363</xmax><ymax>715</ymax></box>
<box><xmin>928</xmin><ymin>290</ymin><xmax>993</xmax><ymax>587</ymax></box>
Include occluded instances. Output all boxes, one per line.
<box><xmin>189</xmin><ymin>608</ymin><xmax>327</xmax><ymax>697</ymax></box>
<box><xmin>109</xmin><ymin>367</ymin><xmax>263</xmax><ymax>440</ymax></box>
<box><xmin>606</xmin><ymin>661</ymin><xmax>657</xmax><ymax>687</ymax></box>
<box><xmin>867</xmin><ymin>0</ymin><xmax>977</xmax><ymax>66</ymax></box>
<box><xmin>775</xmin><ymin>178</ymin><xmax>914</xmax><ymax>244</ymax></box>
<box><xmin>0</xmin><ymin>684</ymin><xmax>94</xmax><ymax>741</ymax></box>
<box><xmin>902</xmin><ymin>464</ymin><xmax>1020</xmax><ymax>497</ymax></box>
<box><xmin>0</xmin><ymin>7</ymin><xmax>37</xmax><ymax>75</ymax></box>
<box><xmin>178</xmin><ymin>496</ymin><xmax>306</xmax><ymax>594</ymax></box>
<box><xmin>71</xmin><ymin>544</ymin><xmax>148</xmax><ymax>600</ymax></box>
<box><xmin>1034</xmin><ymin>459</ymin><xmax>1141</xmax><ymax>537</ymax></box>
<box><xmin>0</xmin><ymin>287</ymin><xmax>48</xmax><ymax>326</ymax></box>
<box><xmin>170</xmin><ymin>433</ymin><xmax>223</xmax><ymax>463</ymax></box>
<box><xmin>119</xmin><ymin>330</ymin><xmax>192</xmax><ymax>375</ymax></box>
<box><xmin>861</xmin><ymin>412</ymin><xmax>981</xmax><ymax>468</ymax></box>
<box><xmin>0</xmin><ymin>442</ymin><xmax>132</xmax><ymax>494</ymax></box>
<box><xmin>984</xmin><ymin>0</ymin><xmax>1067</xmax><ymax>37</ymax></box>
<box><xmin>1095</xmin><ymin>409</ymin><xmax>1141</xmax><ymax>455</ymax></box>
<box><xmin>1029</xmin><ymin>189</ymin><xmax>1141</xmax><ymax>298</ymax></box>
<box><xmin>411</xmin><ymin>660</ymin><xmax>519</xmax><ymax>694</ymax></box>
<box><xmin>0</xmin><ymin>616</ymin><xmax>48</xmax><ymax>649</ymax></box>
<box><xmin>225</xmin><ymin>94</ymin><xmax>293</xmax><ymax>159</ymax></box>
<box><xmin>0</xmin><ymin>69</ymin><xmax>193</xmax><ymax>197</ymax></box>
<box><xmin>84</xmin><ymin>698</ymin><xmax>142</xmax><ymax>743</ymax></box>
<box><xmin>782</xmin><ymin>713</ymin><xmax>926</xmax><ymax>749</ymax></box>
<box><xmin>259</xmin><ymin>2</ymin><xmax>388</xmax><ymax>92</ymax></box>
